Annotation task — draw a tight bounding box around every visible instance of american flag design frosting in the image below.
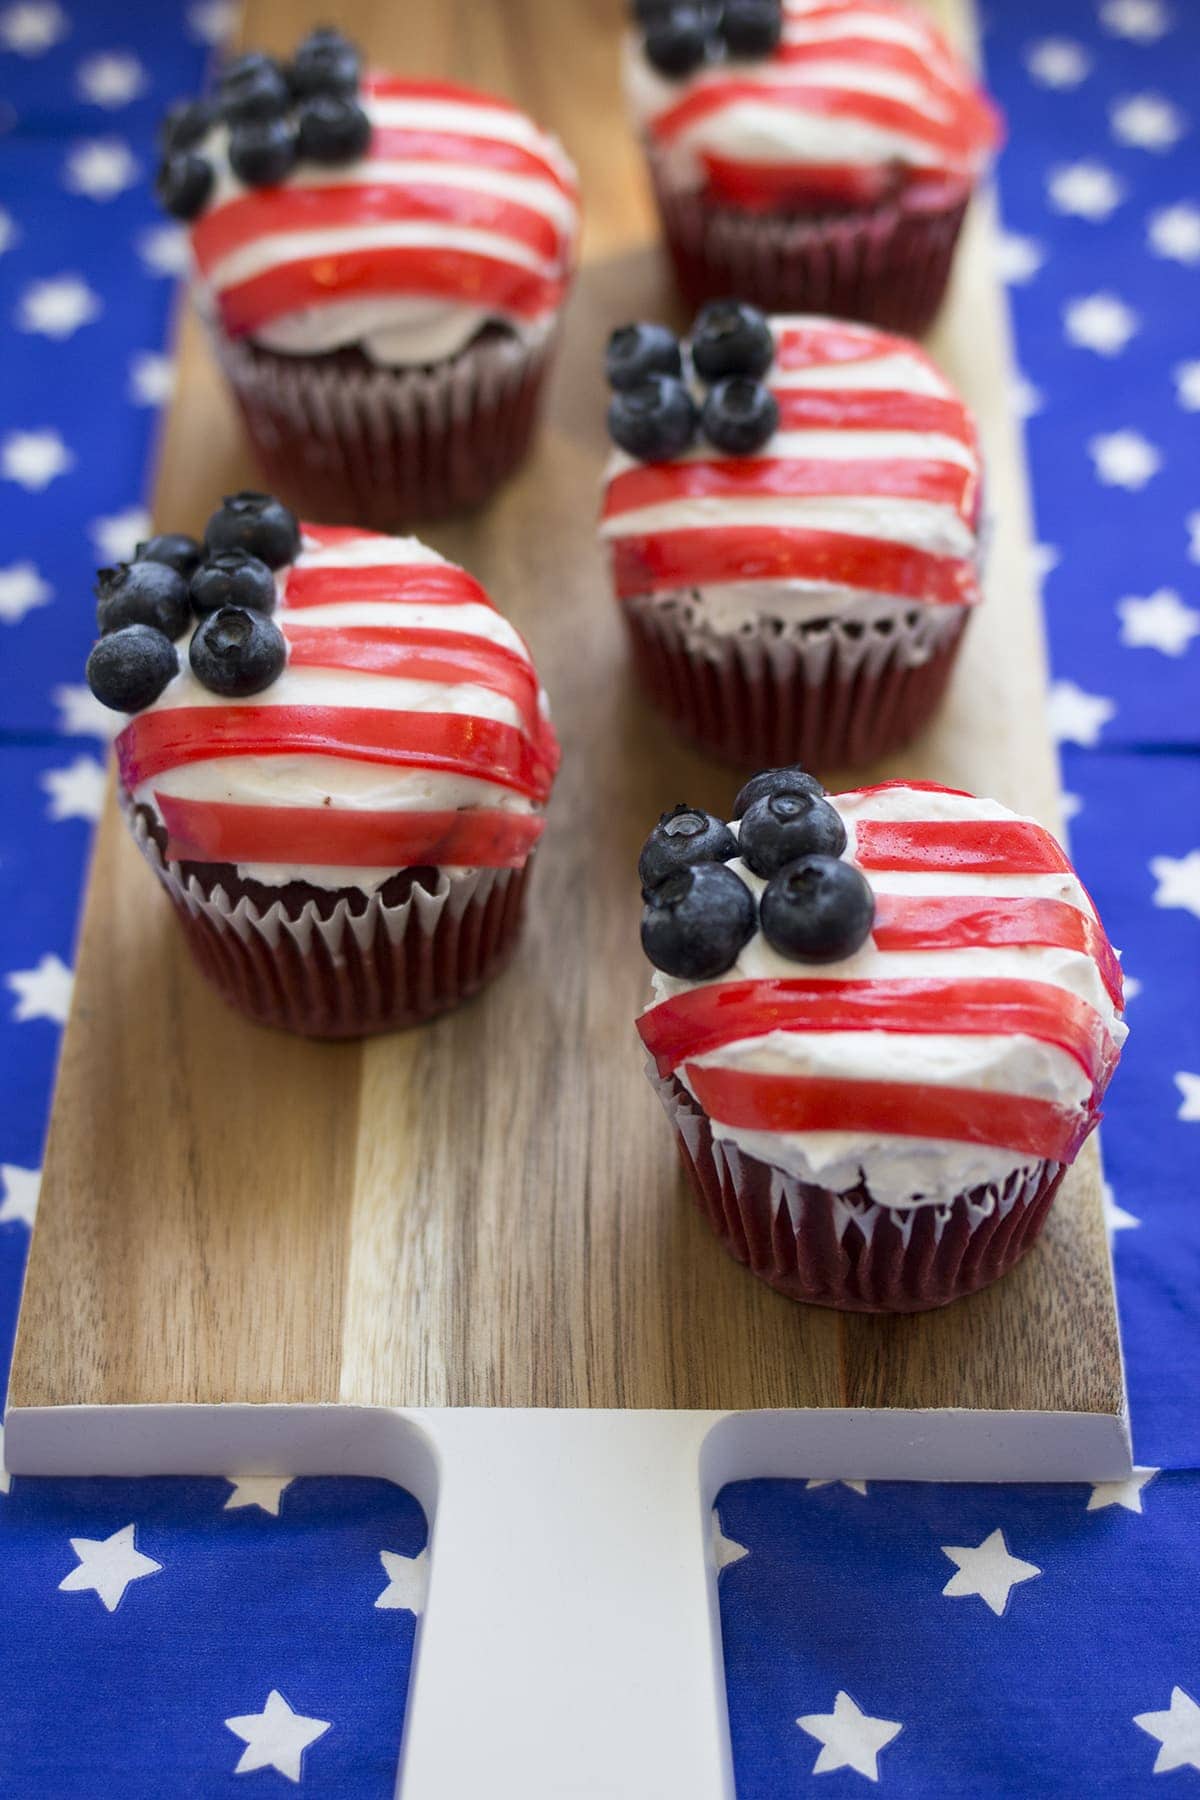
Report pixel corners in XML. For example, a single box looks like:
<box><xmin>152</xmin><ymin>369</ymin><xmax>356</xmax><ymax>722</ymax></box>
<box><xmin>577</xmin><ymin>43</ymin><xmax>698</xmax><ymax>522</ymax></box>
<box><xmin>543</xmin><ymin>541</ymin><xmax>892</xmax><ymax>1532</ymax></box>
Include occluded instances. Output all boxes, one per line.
<box><xmin>600</xmin><ymin>314</ymin><xmax>983</xmax><ymax>617</ymax></box>
<box><xmin>639</xmin><ymin>781</ymin><xmax>1126</xmax><ymax>1207</ymax></box>
<box><xmin>115</xmin><ymin>525</ymin><xmax>559</xmax><ymax>883</ymax></box>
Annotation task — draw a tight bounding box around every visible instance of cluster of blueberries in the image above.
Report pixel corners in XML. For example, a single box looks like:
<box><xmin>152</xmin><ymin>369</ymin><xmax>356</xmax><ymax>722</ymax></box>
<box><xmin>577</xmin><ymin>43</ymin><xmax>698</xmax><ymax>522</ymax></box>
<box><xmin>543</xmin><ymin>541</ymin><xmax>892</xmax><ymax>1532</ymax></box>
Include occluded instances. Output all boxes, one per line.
<box><xmin>638</xmin><ymin>767</ymin><xmax>876</xmax><ymax>977</ymax></box>
<box><xmin>634</xmin><ymin>0</ymin><xmax>783</xmax><ymax>77</ymax></box>
<box><xmin>606</xmin><ymin>300</ymin><xmax>780</xmax><ymax>462</ymax></box>
<box><xmin>85</xmin><ymin>493</ymin><xmax>301</xmax><ymax>715</ymax></box>
<box><xmin>157</xmin><ymin>27</ymin><xmax>371</xmax><ymax>220</ymax></box>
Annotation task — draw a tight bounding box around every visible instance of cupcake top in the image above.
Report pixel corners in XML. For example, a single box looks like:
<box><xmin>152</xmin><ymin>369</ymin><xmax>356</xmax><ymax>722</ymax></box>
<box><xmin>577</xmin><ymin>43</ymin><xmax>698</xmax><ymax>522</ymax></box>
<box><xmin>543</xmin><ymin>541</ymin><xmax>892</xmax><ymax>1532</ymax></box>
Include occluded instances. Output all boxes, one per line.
<box><xmin>625</xmin><ymin>0</ymin><xmax>1000</xmax><ymax>212</ymax></box>
<box><xmin>156</xmin><ymin>29</ymin><xmax>580</xmax><ymax>366</ymax></box>
<box><xmin>86</xmin><ymin>494</ymin><xmax>559</xmax><ymax>892</ymax></box>
<box><xmin>636</xmin><ymin>769</ymin><xmax>1126</xmax><ymax>1208</ymax></box>
<box><xmin>599</xmin><ymin>305</ymin><xmax>983</xmax><ymax>628</ymax></box>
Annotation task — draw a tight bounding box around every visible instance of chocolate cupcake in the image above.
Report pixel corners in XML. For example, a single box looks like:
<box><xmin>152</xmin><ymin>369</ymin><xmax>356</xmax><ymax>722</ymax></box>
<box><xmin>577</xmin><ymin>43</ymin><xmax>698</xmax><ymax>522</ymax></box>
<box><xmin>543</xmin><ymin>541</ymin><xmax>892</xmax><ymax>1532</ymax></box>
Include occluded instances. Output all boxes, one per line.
<box><xmin>635</xmin><ymin>771</ymin><xmax>1126</xmax><ymax>1312</ymax></box>
<box><xmin>86</xmin><ymin>494</ymin><xmax>560</xmax><ymax>1037</ymax></box>
<box><xmin>624</xmin><ymin>0</ymin><xmax>999</xmax><ymax>332</ymax></box>
<box><xmin>157</xmin><ymin>31</ymin><xmax>580</xmax><ymax>526</ymax></box>
<box><xmin>600</xmin><ymin>307</ymin><xmax>982</xmax><ymax>768</ymax></box>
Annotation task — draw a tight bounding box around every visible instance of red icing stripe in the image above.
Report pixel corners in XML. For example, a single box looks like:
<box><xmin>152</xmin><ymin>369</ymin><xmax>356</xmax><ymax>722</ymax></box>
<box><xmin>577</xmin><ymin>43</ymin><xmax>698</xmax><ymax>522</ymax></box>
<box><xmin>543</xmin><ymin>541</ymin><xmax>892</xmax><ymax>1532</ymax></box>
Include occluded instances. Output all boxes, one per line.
<box><xmin>117</xmin><ymin>706</ymin><xmax>556</xmax><ymax>802</ymax></box>
<box><xmin>282</xmin><ymin>563</ymin><xmax>494</xmax><ymax>611</ymax></box>
<box><xmin>299</xmin><ymin>524</ymin><xmax>379</xmax><ymax>549</ymax></box>
<box><xmin>840</xmin><ymin>779</ymin><xmax>972</xmax><ymax>798</ymax></box>
<box><xmin>370</xmin><ymin>124</ymin><xmax>575</xmax><ymax>193</ymax></box>
<box><xmin>698</xmin><ymin>153</ymin><xmax>901</xmax><ymax>211</ymax></box>
<box><xmin>855</xmin><ymin>818</ymin><xmax>1073</xmax><ymax>875</ymax></box>
<box><xmin>284</xmin><ymin>625</ymin><xmax>539</xmax><ymax>734</ymax></box>
<box><xmin>773</xmin><ymin>322</ymin><xmax>915</xmax><ymax>368</ymax></box>
<box><xmin>650</xmin><ymin>80</ymin><xmax>980</xmax><ymax>163</ymax></box>
<box><xmin>601</xmin><ymin>455</ymin><xmax>976</xmax><ymax>522</ymax></box>
<box><xmin>770</xmin><ymin>388</ymin><xmax>974</xmax><ymax>442</ymax></box>
<box><xmin>871</xmin><ymin>894</ymin><xmax>1125</xmax><ymax>1011</ymax></box>
<box><xmin>610</xmin><ymin>525</ymin><xmax>977</xmax><ymax>605</ymax></box>
<box><xmin>682</xmin><ymin>1065</ymin><xmax>1094</xmax><ymax>1163</ymax></box>
<box><xmin>364</xmin><ymin>76</ymin><xmax>525</xmax><ymax>109</ymax></box>
<box><xmin>155</xmin><ymin>794</ymin><xmax>543</xmax><ymax>870</ymax></box>
<box><xmin>638</xmin><ymin>977</ymin><xmax>1117</xmax><ymax>1092</ymax></box>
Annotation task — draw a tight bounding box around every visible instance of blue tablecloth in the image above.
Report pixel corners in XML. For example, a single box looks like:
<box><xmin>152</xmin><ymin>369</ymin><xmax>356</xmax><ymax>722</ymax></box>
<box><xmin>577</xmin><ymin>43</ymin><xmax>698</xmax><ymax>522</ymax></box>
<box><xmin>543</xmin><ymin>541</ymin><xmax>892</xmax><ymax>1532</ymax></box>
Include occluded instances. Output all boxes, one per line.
<box><xmin>0</xmin><ymin>1</ymin><xmax>1196</xmax><ymax>1792</ymax></box>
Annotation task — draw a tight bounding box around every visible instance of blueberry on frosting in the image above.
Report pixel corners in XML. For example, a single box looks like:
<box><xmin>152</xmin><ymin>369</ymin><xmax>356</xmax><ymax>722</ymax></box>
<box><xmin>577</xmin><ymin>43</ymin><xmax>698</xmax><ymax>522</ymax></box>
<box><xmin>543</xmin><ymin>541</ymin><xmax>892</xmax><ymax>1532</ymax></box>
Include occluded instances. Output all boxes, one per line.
<box><xmin>638</xmin><ymin>804</ymin><xmax>738</xmax><ymax>891</ymax></box>
<box><xmin>189</xmin><ymin>551</ymin><xmax>277</xmax><ymax>619</ymax></box>
<box><xmin>733</xmin><ymin>765</ymin><xmax>825</xmax><ymax>817</ymax></box>
<box><xmin>608</xmin><ymin>374</ymin><xmax>698</xmax><ymax>460</ymax></box>
<box><xmin>641</xmin><ymin>862</ymin><xmax>757</xmax><ymax>979</ymax></box>
<box><xmin>606</xmin><ymin>321</ymin><xmax>683</xmax><ymax>391</ymax></box>
<box><xmin>701</xmin><ymin>376</ymin><xmax>779</xmax><ymax>454</ymax></box>
<box><xmin>297</xmin><ymin>93</ymin><xmax>372</xmax><ymax>164</ymax></box>
<box><xmin>86</xmin><ymin>624</ymin><xmax>178</xmax><ymax>713</ymax></box>
<box><xmin>159</xmin><ymin>96</ymin><xmax>216</xmax><ymax>155</ymax></box>
<box><xmin>691</xmin><ymin>300</ymin><xmax>775</xmax><ymax>381</ymax></box>
<box><xmin>720</xmin><ymin>0</ymin><xmax>783</xmax><ymax>57</ymax></box>
<box><xmin>156</xmin><ymin>151</ymin><xmax>214</xmax><ymax>221</ymax></box>
<box><xmin>96</xmin><ymin>560</ymin><xmax>191</xmax><ymax>640</ymax></box>
<box><xmin>738</xmin><ymin>790</ymin><xmax>848</xmax><ymax>878</ymax></box>
<box><xmin>219</xmin><ymin>52</ymin><xmax>291</xmax><ymax>123</ymax></box>
<box><xmin>204</xmin><ymin>492</ymin><xmax>301</xmax><ymax>569</ymax></box>
<box><xmin>229</xmin><ymin>113</ymin><xmax>299</xmax><ymax>187</ymax></box>
<box><xmin>135</xmin><ymin>533</ymin><xmax>204</xmax><ymax>581</ymax></box>
<box><xmin>759</xmin><ymin>855</ymin><xmax>875</xmax><ymax>964</ymax></box>
<box><xmin>289</xmin><ymin>27</ymin><xmax>363</xmax><ymax>99</ymax></box>
<box><xmin>189</xmin><ymin>605</ymin><xmax>287</xmax><ymax>697</ymax></box>
<box><xmin>643</xmin><ymin>6</ymin><xmax>712</xmax><ymax>76</ymax></box>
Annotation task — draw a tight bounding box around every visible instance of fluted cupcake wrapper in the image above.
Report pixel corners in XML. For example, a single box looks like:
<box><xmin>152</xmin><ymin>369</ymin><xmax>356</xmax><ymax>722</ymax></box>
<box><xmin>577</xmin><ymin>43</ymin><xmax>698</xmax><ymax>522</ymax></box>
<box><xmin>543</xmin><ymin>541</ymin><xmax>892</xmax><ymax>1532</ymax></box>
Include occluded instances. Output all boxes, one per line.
<box><xmin>652</xmin><ymin>1070</ymin><xmax>1066</xmax><ymax>1313</ymax></box>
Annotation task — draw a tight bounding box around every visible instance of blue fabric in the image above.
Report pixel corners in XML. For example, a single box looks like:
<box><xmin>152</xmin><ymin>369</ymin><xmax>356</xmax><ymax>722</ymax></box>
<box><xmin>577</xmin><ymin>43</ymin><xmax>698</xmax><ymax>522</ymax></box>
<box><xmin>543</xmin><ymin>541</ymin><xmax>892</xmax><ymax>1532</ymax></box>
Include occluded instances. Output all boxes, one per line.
<box><xmin>0</xmin><ymin>0</ymin><xmax>1196</xmax><ymax>1793</ymax></box>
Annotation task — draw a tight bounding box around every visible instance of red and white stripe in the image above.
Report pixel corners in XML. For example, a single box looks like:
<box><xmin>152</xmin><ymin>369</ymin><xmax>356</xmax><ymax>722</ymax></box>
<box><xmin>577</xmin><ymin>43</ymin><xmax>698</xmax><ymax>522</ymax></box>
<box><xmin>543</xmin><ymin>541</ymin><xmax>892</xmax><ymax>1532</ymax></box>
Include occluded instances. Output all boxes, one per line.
<box><xmin>637</xmin><ymin>782</ymin><xmax>1125</xmax><ymax>1186</ymax></box>
<box><xmin>116</xmin><ymin>525</ymin><xmax>560</xmax><ymax>879</ymax></box>
<box><xmin>600</xmin><ymin>315</ymin><xmax>983</xmax><ymax>610</ymax></box>
<box><xmin>190</xmin><ymin>78</ymin><xmax>579</xmax><ymax>343</ymax></box>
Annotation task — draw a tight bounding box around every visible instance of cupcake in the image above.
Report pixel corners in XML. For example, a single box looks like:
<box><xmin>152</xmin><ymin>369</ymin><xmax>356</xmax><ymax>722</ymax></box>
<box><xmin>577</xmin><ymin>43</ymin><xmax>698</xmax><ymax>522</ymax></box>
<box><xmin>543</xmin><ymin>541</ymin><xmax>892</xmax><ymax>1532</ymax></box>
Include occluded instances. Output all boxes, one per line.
<box><xmin>600</xmin><ymin>306</ymin><xmax>981</xmax><ymax>768</ymax></box>
<box><xmin>624</xmin><ymin>0</ymin><xmax>999</xmax><ymax>332</ymax></box>
<box><xmin>85</xmin><ymin>492</ymin><xmax>560</xmax><ymax>1037</ymax></box>
<box><xmin>635</xmin><ymin>770</ymin><xmax>1126</xmax><ymax>1312</ymax></box>
<box><xmin>156</xmin><ymin>30</ymin><xmax>580</xmax><ymax>526</ymax></box>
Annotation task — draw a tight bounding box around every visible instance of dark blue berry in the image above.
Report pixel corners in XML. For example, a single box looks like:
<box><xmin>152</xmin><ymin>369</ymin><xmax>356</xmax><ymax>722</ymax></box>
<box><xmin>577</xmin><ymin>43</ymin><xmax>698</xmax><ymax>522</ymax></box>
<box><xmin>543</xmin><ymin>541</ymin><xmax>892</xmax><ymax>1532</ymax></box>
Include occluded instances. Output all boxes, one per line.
<box><xmin>701</xmin><ymin>377</ymin><xmax>779</xmax><ymax>454</ymax></box>
<box><xmin>720</xmin><ymin>0</ymin><xmax>783</xmax><ymax>57</ymax></box>
<box><xmin>644</xmin><ymin>6</ymin><xmax>711</xmax><ymax>76</ymax></box>
<box><xmin>606</xmin><ymin>321</ymin><xmax>683</xmax><ymax>391</ymax></box>
<box><xmin>734</xmin><ymin>766</ymin><xmax>824</xmax><ymax>817</ymax></box>
<box><xmin>289</xmin><ymin>28</ymin><xmax>362</xmax><ymax>98</ymax></box>
<box><xmin>608</xmin><ymin>375</ymin><xmax>698</xmax><ymax>461</ymax></box>
<box><xmin>204</xmin><ymin>492</ymin><xmax>300</xmax><ymax>568</ymax></box>
<box><xmin>641</xmin><ymin>862</ymin><xmax>757</xmax><ymax>980</ymax></box>
<box><xmin>738</xmin><ymin>790</ymin><xmax>847</xmax><ymax>878</ymax></box>
<box><xmin>189</xmin><ymin>606</ymin><xmax>287</xmax><ymax>697</ymax></box>
<box><xmin>96</xmin><ymin>561</ymin><xmax>191</xmax><ymax>639</ymax></box>
<box><xmin>229</xmin><ymin>114</ymin><xmax>298</xmax><ymax>187</ymax></box>
<box><xmin>297</xmin><ymin>93</ymin><xmax>372</xmax><ymax>163</ymax></box>
<box><xmin>135</xmin><ymin>533</ymin><xmax>204</xmax><ymax>581</ymax></box>
<box><xmin>220</xmin><ymin>52</ymin><xmax>290</xmax><ymax>123</ymax></box>
<box><xmin>691</xmin><ymin>299</ymin><xmax>775</xmax><ymax>380</ymax></box>
<box><xmin>760</xmin><ymin>855</ymin><xmax>875</xmax><ymax>963</ymax></box>
<box><xmin>86</xmin><ymin>625</ymin><xmax>178</xmax><ymax>713</ymax></box>
<box><xmin>189</xmin><ymin>551</ymin><xmax>277</xmax><ymax>618</ymax></box>
<box><xmin>156</xmin><ymin>151</ymin><xmax>214</xmax><ymax>220</ymax></box>
<box><xmin>638</xmin><ymin>804</ymin><xmax>738</xmax><ymax>891</ymax></box>
<box><xmin>633</xmin><ymin>0</ymin><xmax>675</xmax><ymax>19</ymax></box>
<box><xmin>160</xmin><ymin>97</ymin><xmax>216</xmax><ymax>155</ymax></box>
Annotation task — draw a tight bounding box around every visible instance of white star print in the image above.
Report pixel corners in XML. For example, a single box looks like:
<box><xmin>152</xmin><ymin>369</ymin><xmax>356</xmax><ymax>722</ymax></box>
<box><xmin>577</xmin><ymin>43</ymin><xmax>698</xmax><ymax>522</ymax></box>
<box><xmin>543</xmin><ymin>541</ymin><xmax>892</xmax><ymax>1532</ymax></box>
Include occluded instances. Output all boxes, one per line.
<box><xmin>0</xmin><ymin>1425</ymin><xmax>10</xmax><ymax>1496</ymax></box>
<box><xmin>941</xmin><ymin>1528</ymin><xmax>1040</xmax><ymax>1616</ymax></box>
<box><xmin>1048</xmin><ymin>680</ymin><xmax>1116</xmax><ymax>747</ymax></box>
<box><xmin>90</xmin><ymin>506</ymin><xmax>150</xmax><ymax>564</ymax></box>
<box><xmin>2</xmin><ymin>429</ymin><xmax>72</xmax><ymax>492</ymax></box>
<box><xmin>806</xmin><ymin>1478</ymin><xmax>869</xmax><ymax>1496</ymax></box>
<box><xmin>54</xmin><ymin>682</ymin><xmax>121</xmax><ymax>740</ymax></box>
<box><xmin>0</xmin><ymin>207</ymin><xmax>15</xmax><ymax>255</ymax></box>
<box><xmin>375</xmin><ymin>1547</ymin><xmax>429</xmax><ymax>1613</ymax></box>
<box><xmin>41</xmin><ymin>756</ymin><xmax>106</xmax><ymax>823</ymax></box>
<box><xmin>76</xmin><ymin>51</ymin><xmax>146</xmax><ymax>108</ymax></box>
<box><xmin>16</xmin><ymin>274</ymin><xmax>101</xmax><ymax>340</ymax></box>
<box><xmin>1175</xmin><ymin>361</ymin><xmax>1200</xmax><ymax>411</ymax></box>
<box><xmin>995</xmin><ymin>231</ymin><xmax>1044</xmax><ymax>284</ymax></box>
<box><xmin>1088</xmin><ymin>430</ymin><xmax>1162</xmax><ymax>490</ymax></box>
<box><xmin>1148</xmin><ymin>202</ymin><xmax>1200</xmax><ymax>265</ymax></box>
<box><xmin>1063</xmin><ymin>293</ymin><xmax>1139</xmax><ymax>356</ymax></box>
<box><xmin>1135</xmin><ymin>1687</ymin><xmax>1200</xmax><ymax>1775</ymax></box>
<box><xmin>0</xmin><ymin>1</ymin><xmax>67</xmax><ymax>54</ymax></box>
<box><xmin>225</xmin><ymin>1691</ymin><xmax>331</xmax><ymax>1783</ymax></box>
<box><xmin>1110</xmin><ymin>92</ymin><xmax>1187</xmax><ymax>149</ymax></box>
<box><xmin>0</xmin><ymin>1163</ymin><xmax>39</xmax><ymax>1228</ymax></box>
<box><xmin>1151</xmin><ymin>853</ymin><xmax>1200</xmax><ymax>920</ymax></box>
<box><xmin>1024</xmin><ymin>38</ymin><xmax>1091</xmax><ymax>88</ymax></box>
<box><xmin>129</xmin><ymin>351</ymin><xmax>175</xmax><ymax>407</ymax></box>
<box><xmin>7</xmin><ymin>953</ymin><xmax>73</xmax><ymax>1024</ymax></box>
<box><xmin>136</xmin><ymin>222</ymin><xmax>188</xmax><ymax>277</ymax></box>
<box><xmin>1118</xmin><ymin>589</ymin><xmax>1200</xmax><ymax>656</ymax></box>
<box><xmin>1188</xmin><ymin>512</ymin><xmax>1200</xmax><ymax>565</ymax></box>
<box><xmin>0</xmin><ymin>560</ymin><xmax>51</xmax><ymax>623</ymax></box>
<box><xmin>1011</xmin><ymin>373</ymin><xmax>1043</xmax><ymax>419</ymax></box>
<box><xmin>1031</xmin><ymin>543</ymin><xmax>1060</xmax><ymax>586</ymax></box>
<box><xmin>1102</xmin><ymin>1180</ymin><xmax>1140</xmax><ymax>1233</ymax></box>
<box><xmin>1088</xmin><ymin>1467</ymin><xmax>1158</xmax><ymax>1513</ymax></box>
<box><xmin>797</xmin><ymin>1692</ymin><xmax>902</xmax><ymax>1782</ymax></box>
<box><xmin>1047</xmin><ymin>162</ymin><xmax>1124</xmax><ymax>221</ymax></box>
<box><xmin>1175</xmin><ymin>1072</ymin><xmax>1200</xmax><ymax>1121</ymax></box>
<box><xmin>1060</xmin><ymin>791</ymin><xmax>1082</xmax><ymax>822</ymax></box>
<box><xmin>223</xmin><ymin>1475</ymin><xmax>292</xmax><ymax>1516</ymax></box>
<box><xmin>187</xmin><ymin>0</ymin><xmax>237</xmax><ymax>45</ymax></box>
<box><xmin>1100</xmin><ymin>0</ymin><xmax>1172</xmax><ymax>40</ymax></box>
<box><xmin>1121</xmin><ymin>974</ymin><xmax>1142</xmax><ymax>1001</ymax></box>
<box><xmin>59</xmin><ymin>1523</ymin><xmax>162</xmax><ymax>1612</ymax></box>
<box><xmin>62</xmin><ymin>138</ymin><xmax>139</xmax><ymax>201</ymax></box>
<box><xmin>711</xmin><ymin>1509</ymin><xmax>749</xmax><ymax>1573</ymax></box>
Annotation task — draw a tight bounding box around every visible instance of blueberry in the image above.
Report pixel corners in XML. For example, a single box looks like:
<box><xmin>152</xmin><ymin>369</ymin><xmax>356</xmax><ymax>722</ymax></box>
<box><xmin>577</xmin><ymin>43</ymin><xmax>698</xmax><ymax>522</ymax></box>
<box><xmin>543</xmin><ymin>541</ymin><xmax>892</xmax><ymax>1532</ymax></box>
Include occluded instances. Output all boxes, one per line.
<box><xmin>155</xmin><ymin>151</ymin><xmax>214</xmax><ymax>220</ymax></box>
<box><xmin>189</xmin><ymin>551</ymin><xmax>277</xmax><ymax>618</ymax></box>
<box><xmin>86</xmin><ymin>625</ymin><xmax>178</xmax><ymax>713</ymax></box>
<box><xmin>160</xmin><ymin>96</ymin><xmax>216</xmax><ymax>155</ymax></box>
<box><xmin>134</xmin><ymin>533</ymin><xmax>204</xmax><ymax>581</ymax></box>
<box><xmin>605</xmin><ymin>321</ymin><xmax>683</xmax><ymax>392</ymax></box>
<box><xmin>189</xmin><ymin>606</ymin><xmax>287</xmax><ymax>697</ymax></box>
<box><xmin>96</xmin><ymin>561</ymin><xmax>191</xmax><ymax>640</ymax></box>
<box><xmin>204</xmin><ymin>491</ymin><xmax>300</xmax><ymax>568</ymax></box>
<box><xmin>733</xmin><ymin>765</ymin><xmax>824</xmax><ymax>817</ymax></box>
<box><xmin>691</xmin><ymin>299</ymin><xmax>775</xmax><ymax>381</ymax></box>
<box><xmin>219</xmin><ymin>52</ymin><xmax>290</xmax><ymax>123</ymax></box>
<box><xmin>289</xmin><ymin>28</ymin><xmax>362</xmax><ymax>98</ymax></box>
<box><xmin>738</xmin><ymin>791</ymin><xmax>847</xmax><ymax>878</ymax></box>
<box><xmin>638</xmin><ymin>804</ymin><xmax>738</xmax><ymax>891</ymax></box>
<box><xmin>608</xmin><ymin>375</ymin><xmax>698</xmax><ymax>461</ymax></box>
<box><xmin>229</xmin><ymin>114</ymin><xmax>299</xmax><ymax>187</ymax></box>
<box><xmin>644</xmin><ymin>6</ymin><xmax>711</xmax><ymax>76</ymax></box>
<box><xmin>641</xmin><ymin>862</ymin><xmax>757</xmax><ymax>980</ymax></box>
<box><xmin>720</xmin><ymin>0</ymin><xmax>783</xmax><ymax>57</ymax></box>
<box><xmin>760</xmin><ymin>855</ymin><xmax>875</xmax><ymax>964</ymax></box>
<box><xmin>701</xmin><ymin>377</ymin><xmax>779</xmax><ymax>454</ymax></box>
<box><xmin>297</xmin><ymin>93</ymin><xmax>372</xmax><ymax>163</ymax></box>
<box><xmin>632</xmin><ymin>0</ymin><xmax>675</xmax><ymax>19</ymax></box>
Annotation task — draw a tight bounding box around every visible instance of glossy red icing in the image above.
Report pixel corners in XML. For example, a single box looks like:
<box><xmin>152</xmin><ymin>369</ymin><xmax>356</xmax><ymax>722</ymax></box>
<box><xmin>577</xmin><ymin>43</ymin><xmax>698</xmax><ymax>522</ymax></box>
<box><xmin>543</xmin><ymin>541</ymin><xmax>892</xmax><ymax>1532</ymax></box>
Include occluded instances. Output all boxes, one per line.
<box><xmin>611</xmin><ymin>524</ymin><xmax>978</xmax><ymax>605</ymax></box>
<box><xmin>156</xmin><ymin>795</ymin><xmax>544</xmax><ymax>870</ymax></box>
<box><xmin>854</xmin><ymin>817</ymin><xmax>1073</xmax><ymax>875</ymax></box>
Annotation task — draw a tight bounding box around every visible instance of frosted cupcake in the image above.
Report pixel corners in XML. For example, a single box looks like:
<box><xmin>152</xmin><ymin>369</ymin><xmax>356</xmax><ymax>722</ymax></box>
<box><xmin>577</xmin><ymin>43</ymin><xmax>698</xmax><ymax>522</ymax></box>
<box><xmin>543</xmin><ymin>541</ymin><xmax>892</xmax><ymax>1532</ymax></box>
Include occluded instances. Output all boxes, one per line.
<box><xmin>85</xmin><ymin>492</ymin><xmax>559</xmax><ymax>1037</ymax></box>
<box><xmin>625</xmin><ymin>0</ymin><xmax>999</xmax><ymax>332</ymax></box>
<box><xmin>635</xmin><ymin>770</ymin><xmax>1126</xmax><ymax>1311</ymax></box>
<box><xmin>600</xmin><ymin>306</ymin><xmax>982</xmax><ymax>768</ymax></box>
<box><xmin>156</xmin><ymin>30</ymin><xmax>580</xmax><ymax>525</ymax></box>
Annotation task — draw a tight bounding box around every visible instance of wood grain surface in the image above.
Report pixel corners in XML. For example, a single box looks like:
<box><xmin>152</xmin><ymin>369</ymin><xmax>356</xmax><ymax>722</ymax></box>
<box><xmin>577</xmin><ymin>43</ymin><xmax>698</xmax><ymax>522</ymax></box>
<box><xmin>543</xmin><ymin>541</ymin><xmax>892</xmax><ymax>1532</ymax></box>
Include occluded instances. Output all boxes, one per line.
<box><xmin>9</xmin><ymin>0</ymin><xmax>1126</xmax><ymax>1422</ymax></box>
